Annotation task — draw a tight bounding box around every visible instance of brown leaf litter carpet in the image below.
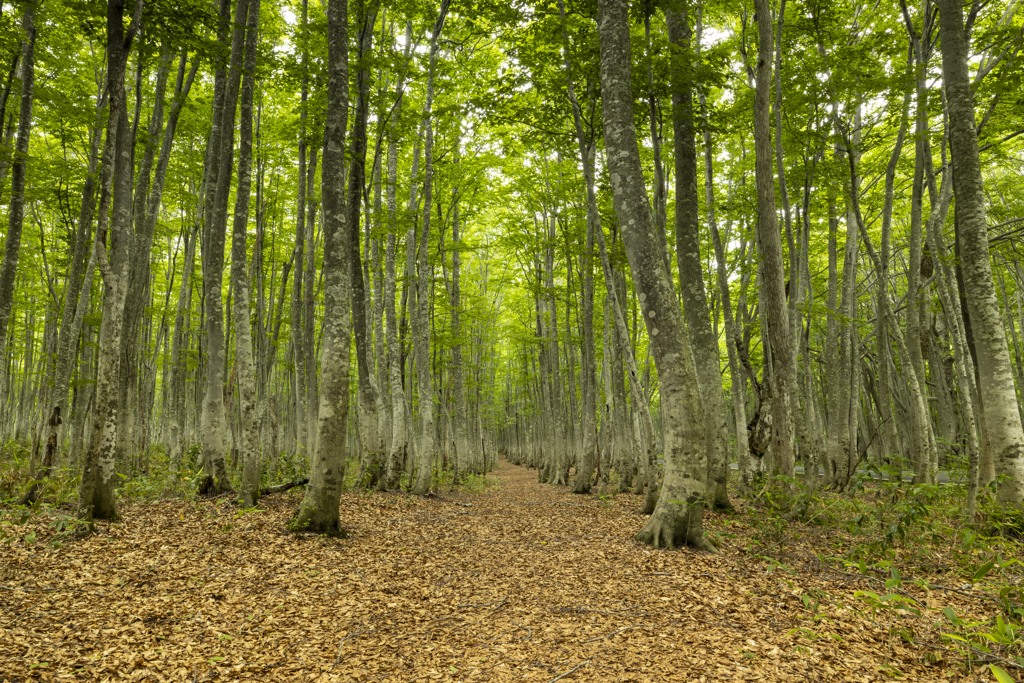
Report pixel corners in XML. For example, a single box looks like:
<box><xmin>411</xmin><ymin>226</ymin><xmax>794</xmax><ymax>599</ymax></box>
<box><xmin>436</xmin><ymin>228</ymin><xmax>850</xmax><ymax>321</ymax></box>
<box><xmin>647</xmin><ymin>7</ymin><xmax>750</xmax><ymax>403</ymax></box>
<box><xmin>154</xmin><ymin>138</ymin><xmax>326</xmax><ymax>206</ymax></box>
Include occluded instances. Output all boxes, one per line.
<box><xmin>0</xmin><ymin>460</ymin><xmax>1000</xmax><ymax>682</ymax></box>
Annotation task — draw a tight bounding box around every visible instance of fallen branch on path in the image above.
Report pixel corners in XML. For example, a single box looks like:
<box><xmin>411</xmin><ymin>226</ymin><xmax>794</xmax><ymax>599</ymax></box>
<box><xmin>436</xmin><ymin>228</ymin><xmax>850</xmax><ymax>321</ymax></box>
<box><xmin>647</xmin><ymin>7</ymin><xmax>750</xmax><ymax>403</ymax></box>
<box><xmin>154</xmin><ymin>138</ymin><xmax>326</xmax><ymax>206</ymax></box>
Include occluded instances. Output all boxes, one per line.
<box><xmin>545</xmin><ymin>660</ymin><xmax>591</xmax><ymax>683</ymax></box>
<box><xmin>259</xmin><ymin>478</ymin><xmax>310</xmax><ymax>496</ymax></box>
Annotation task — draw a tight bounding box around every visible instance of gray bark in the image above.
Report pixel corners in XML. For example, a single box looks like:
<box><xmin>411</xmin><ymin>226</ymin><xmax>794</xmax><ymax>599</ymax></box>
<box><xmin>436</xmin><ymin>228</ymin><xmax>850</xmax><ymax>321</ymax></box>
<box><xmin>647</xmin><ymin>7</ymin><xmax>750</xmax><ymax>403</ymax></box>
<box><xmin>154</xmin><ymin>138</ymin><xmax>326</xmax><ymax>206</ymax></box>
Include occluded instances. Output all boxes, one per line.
<box><xmin>0</xmin><ymin>2</ymin><xmax>34</xmax><ymax>408</ymax></box>
<box><xmin>348</xmin><ymin>1</ymin><xmax>382</xmax><ymax>470</ymax></box>
<box><xmin>78</xmin><ymin>0</ymin><xmax>141</xmax><ymax>524</ymax></box>
<box><xmin>938</xmin><ymin>0</ymin><xmax>1024</xmax><ymax>506</ymax></box>
<box><xmin>752</xmin><ymin>0</ymin><xmax>795</xmax><ymax>478</ymax></box>
<box><xmin>410</xmin><ymin>0</ymin><xmax>450</xmax><ymax>496</ymax></box>
<box><xmin>666</xmin><ymin>2</ymin><xmax>732</xmax><ymax>510</ymax></box>
<box><xmin>199</xmin><ymin>0</ymin><xmax>249</xmax><ymax>495</ymax></box>
<box><xmin>598</xmin><ymin>0</ymin><xmax>711</xmax><ymax>550</ymax></box>
<box><xmin>234</xmin><ymin>0</ymin><xmax>262</xmax><ymax>507</ymax></box>
<box><xmin>290</xmin><ymin>0</ymin><xmax>351</xmax><ymax>536</ymax></box>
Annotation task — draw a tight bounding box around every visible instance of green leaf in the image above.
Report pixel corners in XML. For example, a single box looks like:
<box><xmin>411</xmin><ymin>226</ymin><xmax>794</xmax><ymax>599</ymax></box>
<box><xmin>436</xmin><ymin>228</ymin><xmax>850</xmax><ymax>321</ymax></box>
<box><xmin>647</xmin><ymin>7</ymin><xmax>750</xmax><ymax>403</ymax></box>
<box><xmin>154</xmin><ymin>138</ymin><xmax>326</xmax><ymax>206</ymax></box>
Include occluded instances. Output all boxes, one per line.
<box><xmin>942</xmin><ymin>607</ymin><xmax>960</xmax><ymax>626</ymax></box>
<box><xmin>973</xmin><ymin>558</ymin><xmax>996</xmax><ymax>582</ymax></box>
<box><xmin>991</xmin><ymin>664</ymin><xmax>1014</xmax><ymax>683</ymax></box>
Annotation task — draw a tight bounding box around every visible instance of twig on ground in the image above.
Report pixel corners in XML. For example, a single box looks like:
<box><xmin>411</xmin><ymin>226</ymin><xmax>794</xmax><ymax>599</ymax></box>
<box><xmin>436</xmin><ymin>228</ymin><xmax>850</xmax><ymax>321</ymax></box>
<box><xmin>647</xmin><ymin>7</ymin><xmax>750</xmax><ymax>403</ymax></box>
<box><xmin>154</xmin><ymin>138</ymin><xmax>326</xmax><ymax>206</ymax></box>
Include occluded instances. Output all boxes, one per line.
<box><xmin>579</xmin><ymin>624</ymin><xmax>648</xmax><ymax>643</ymax></box>
<box><xmin>457</xmin><ymin>598</ymin><xmax>505</xmax><ymax>609</ymax></box>
<box><xmin>553</xmin><ymin>605</ymin><xmax>646</xmax><ymax>616</ymax></box>
<box><xmin>920</xmin><ymin>639</ymin><xmax>1024</xmax><ymax>670</ymax></box>
<box><xmin>259</xmin><ymin>478</ymin><xmax>310</xmax><ymax>496</ymax></box>
<box><xmin>334</xmin><ymin>628</ymin><xmax>363</xmax><ymax>665</ymax></box>
<box><xmin>924</xmin><ymin>582</ymin><xmax>1000</xmax><ymax>603</ymax></box>
<box><xmin>545</xmin><ymin>660</ymin><xmax>591</xmax><ymax>683</ymax></box>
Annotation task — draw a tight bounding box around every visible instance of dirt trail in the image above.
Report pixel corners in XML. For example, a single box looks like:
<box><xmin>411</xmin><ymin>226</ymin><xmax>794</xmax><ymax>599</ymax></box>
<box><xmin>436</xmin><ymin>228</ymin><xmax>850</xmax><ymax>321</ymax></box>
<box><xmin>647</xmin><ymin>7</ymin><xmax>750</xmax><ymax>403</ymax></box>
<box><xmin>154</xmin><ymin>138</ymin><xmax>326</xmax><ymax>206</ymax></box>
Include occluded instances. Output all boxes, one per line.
<box><xmin>0</xmin><ymin>461</ymin><xmax>961</xmax><ymax>681</ymax></box>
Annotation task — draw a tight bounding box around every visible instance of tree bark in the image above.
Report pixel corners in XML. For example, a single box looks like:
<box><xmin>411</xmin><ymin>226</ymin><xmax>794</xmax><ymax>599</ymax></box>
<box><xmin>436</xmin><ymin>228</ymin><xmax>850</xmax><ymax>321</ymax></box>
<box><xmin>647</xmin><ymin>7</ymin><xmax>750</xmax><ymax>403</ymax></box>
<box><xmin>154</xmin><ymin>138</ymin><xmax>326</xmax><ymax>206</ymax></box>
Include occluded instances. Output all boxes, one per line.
<box><xmin>0</xmin><ymin>2</ymin><xmax>34</xmax><ymax>410</ymax></box>
<box><xmin>597</xmin><ymin>0</ymin><xmax>711</xmax><ymax>550</ymax></box>
<box><xmin>290</xmin><ymin>0</ymin><xmax>351</xmax><ymax>536</ymax></box>
<box><xmin>77</xmin><ymin>0</ymin><xmax>141</xmax><ymax>524</ymax></box>
<box><xmin>666</xmin><ymin>1</ymin><xmax>732</xmax><ymax>510</ymax></box>
<box><xmin>199</xmin><ymin>0</ymin><xmax>249</xmax><ymax>495</ymax></box>
<box><xmin>410</xmin><ymin>0</ymin><xmax>450</xmax><ymax>496</ymax></box>
<box><xmin>233</xmin><ymin>0</ymin><xmax>262</xmax><ymax>507</ymax></box>
<box><xmin>348</xmin><ymin>0</ymin><xmax>382</xmax><ymax>472</ymax></box>
<box><xmin>752</xmin><ymin>0</ymin><xmax>795</xmax><ymax>479</ymax></box>
<box><xmin>938</xmin><ymin>0</ymin><xmax>1024</xmax><ymax>506</ymax></box>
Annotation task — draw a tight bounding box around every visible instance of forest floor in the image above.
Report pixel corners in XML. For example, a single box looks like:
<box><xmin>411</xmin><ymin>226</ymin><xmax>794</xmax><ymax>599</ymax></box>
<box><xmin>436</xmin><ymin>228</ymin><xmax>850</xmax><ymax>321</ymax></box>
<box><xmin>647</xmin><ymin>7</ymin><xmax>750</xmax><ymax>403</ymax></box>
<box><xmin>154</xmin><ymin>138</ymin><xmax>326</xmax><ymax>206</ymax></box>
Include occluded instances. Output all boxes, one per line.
<box><xmin>0</xmin><ymin>459</ymin><xmax>1014</xmax><ymax>682</ymax></box>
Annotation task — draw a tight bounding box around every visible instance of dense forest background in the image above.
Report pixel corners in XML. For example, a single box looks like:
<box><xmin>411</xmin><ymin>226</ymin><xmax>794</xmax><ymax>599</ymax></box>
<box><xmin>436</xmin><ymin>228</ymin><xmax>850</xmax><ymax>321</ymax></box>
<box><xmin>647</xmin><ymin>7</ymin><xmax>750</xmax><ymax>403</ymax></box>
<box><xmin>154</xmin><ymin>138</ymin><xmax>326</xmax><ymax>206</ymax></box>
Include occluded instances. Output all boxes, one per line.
<box><xmin>0</xmin><ymin>0</ymin><xmax>1021</xmax><ymax>549</ymax></box>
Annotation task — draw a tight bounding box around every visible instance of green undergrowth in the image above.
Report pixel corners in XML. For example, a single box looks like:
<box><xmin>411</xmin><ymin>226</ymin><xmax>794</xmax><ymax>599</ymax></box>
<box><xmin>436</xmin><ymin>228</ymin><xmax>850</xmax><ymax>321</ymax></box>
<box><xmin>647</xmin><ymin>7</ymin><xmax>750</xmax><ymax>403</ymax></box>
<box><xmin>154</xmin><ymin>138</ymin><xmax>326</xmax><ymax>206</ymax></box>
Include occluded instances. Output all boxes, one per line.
<box><xmin>730</xmin><ymin>458</ymin><xmax>1024</xmax><ymax>676</ymax></box>
<box><xmin>1</xmin><ymin>436</ymin><xmax>498</xmax><ymax>550</ymax></box>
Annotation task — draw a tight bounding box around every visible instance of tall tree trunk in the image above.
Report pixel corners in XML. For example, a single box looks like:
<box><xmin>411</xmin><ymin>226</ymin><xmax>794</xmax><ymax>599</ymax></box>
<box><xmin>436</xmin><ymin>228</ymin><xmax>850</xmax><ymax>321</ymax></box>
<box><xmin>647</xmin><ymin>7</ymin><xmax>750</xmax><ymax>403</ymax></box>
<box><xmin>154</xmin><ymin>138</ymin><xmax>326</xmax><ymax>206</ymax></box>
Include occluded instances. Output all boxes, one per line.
<box><xmin>77</xmin><ymin>0</ymin><xmax>140</xmax><ymax>524</ymax></box>
<box><xmin>598</xmin><ymin>0</ymin><xmax>712</xmax><ymax>550</ymax></box>
<box><xmin>938</xmin><ymin>0</ymin><xmax>1024</xmax><ymax>506</ymax></box>
<box><xmin>50</xmin><ymin>80</ymin><xmax>104</xmax><ymax>459</ymax></box>
<box><xmin>666</xmin><ymin>2</ymin><xmax>732</xmax><ymax>510</ymax></box>
<box><xmin>348</xmin><ymin>1</ymin><xmax>382</xmax><ymax>472</ymax></box>
<box><xmin>555</xmin><ymin>0</ymin><xmax>600</xmax><ymax>495</ymax></box>
<box><xmin>290</xmin><ymin>0</ymin><xmax>351</xmax><ymax>535</ymax></box>
<box><xmin>382</xmin><ymin>23</ymin><xmax>413</xmax><ymax>490</ymax></box>
<box><xmin>0</xmin><ymin>2</ymin><xmax>34</xmax><ymax>412</ymax></box>
<box><xmin>234</xmin><ymin>0</ymin><xmax>262</xmax><ymax>507</ymax></box>
<box><xmin>752</xmin><ymin>0</ymin><xmax>795</xmax><ymax>479</ymax></box>
<box><xmin>410</xmin><ymin>0</ymin><xmax>450</xmax><ymax>496</ymax></box>
<box><xmin>291</xmin><ymin>0</ymin><xmax>311</xmax><ymax>455</ymax></box>
<box><xmin>200</xmin><ymin>0</ymin><xmax>249</xmax><ymax>495</ymax></box>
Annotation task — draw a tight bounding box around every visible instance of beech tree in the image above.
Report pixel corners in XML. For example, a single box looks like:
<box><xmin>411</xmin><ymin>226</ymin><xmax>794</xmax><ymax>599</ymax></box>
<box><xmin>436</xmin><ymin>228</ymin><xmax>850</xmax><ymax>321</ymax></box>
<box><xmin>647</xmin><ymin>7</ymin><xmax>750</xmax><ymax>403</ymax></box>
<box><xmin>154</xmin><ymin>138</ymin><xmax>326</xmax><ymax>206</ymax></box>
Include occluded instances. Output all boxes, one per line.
<box><xmin>0</xmin><ymin>0</ymin><xmax>1018</xmax><ymax>551</ymax></box>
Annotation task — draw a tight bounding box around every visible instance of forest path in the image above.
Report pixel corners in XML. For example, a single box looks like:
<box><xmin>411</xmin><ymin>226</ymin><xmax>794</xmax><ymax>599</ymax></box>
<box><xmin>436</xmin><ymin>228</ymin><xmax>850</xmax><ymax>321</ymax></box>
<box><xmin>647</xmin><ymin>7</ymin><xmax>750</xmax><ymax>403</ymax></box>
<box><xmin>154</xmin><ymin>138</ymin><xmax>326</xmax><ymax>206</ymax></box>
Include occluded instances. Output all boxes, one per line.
<box><xmin>1</xmin><ymin>460</ymin><xmax>959</xmax><ymax>682</ymax></box>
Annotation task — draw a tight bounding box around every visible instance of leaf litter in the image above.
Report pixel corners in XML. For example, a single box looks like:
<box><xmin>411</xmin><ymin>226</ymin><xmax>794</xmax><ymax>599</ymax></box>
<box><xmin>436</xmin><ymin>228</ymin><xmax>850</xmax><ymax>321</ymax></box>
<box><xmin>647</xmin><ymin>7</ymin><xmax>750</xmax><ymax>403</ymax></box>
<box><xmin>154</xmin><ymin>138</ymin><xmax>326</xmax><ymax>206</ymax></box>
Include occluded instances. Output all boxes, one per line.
<box><xmin>0</xmin><ymin>460</ymin><xmax>1008</xmax><ymax>682</ymax></box>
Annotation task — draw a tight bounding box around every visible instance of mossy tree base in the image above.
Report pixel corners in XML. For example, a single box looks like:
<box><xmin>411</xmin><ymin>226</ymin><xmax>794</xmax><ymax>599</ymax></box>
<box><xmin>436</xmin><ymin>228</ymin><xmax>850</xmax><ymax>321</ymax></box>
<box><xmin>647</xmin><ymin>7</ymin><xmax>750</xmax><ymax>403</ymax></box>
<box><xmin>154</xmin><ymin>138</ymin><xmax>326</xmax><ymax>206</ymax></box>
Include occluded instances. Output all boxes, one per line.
<box><xmin>287</xmin><ymin>504</ymin><xmax>349</xmax><ymax>538</ymax></box>
<box><xmin>634</xmin><ymin>501</ymin><xmax>718</xmax><ymax>552</ymax></box>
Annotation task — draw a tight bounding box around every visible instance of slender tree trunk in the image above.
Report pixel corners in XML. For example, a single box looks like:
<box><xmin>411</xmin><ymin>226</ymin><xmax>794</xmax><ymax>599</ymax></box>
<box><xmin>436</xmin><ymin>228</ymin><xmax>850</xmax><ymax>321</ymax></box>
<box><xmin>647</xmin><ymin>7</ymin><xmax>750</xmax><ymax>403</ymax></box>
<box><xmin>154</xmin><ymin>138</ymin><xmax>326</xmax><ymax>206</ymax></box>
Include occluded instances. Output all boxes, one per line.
<box><xmin>410</xmin><ymin>0</ymin><xmax>450</xmax><ymax>496</ymax></box>
<box><xmin>290</xmin><ymin>0</ymin><xmax>350</xmax><ymax>535</ymax></box>
<box><xmin>234</xmin><ymin>0</ymin><xmax>262</xmax><ymax>507</ymax></box>
<box><xmin>938</xmin><ymin>0</ymin><xmax>1024</xmax><ymax>506</ymax></box>
<box><xmin>666</xmin><ymin>2</ymin><xmax>731</xmax><ymax>510</ymax></box>
<box><xmin>291</xmin><ymin>0</ymin><xmax>311</xmax><ymax>455</ymax></box>
<box><xmin>752</xmin><ymin>0</ymin><xmax>795</xmax><ymax>479</ymax></box>
<box><xmin>199</xmin><ymin>0</ymin><xmax>249</xmax><ymax>495</ymax></box>
<box><xmin>50</xmin><ymin>83</ymin><xmax>103</xmax><ymax>457</ymax></box>
<box><xmin>382</xmin><ymin>23</ymin><xmax>413</xmax><ymax>490</ymax></box>
<box><xmin>348</xmin><ymin>1</ymin><xmax>382</xmax><ymax>473</ymax></box>
<box><xmin>555</xmin><ymin>0</ymin><xmax>600</xmax><ymax>495</ymax></box>
<box><xmin>0</xmin><ymin>2</ymin><xmax>34</xmax><ymax>409</ymax></box>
